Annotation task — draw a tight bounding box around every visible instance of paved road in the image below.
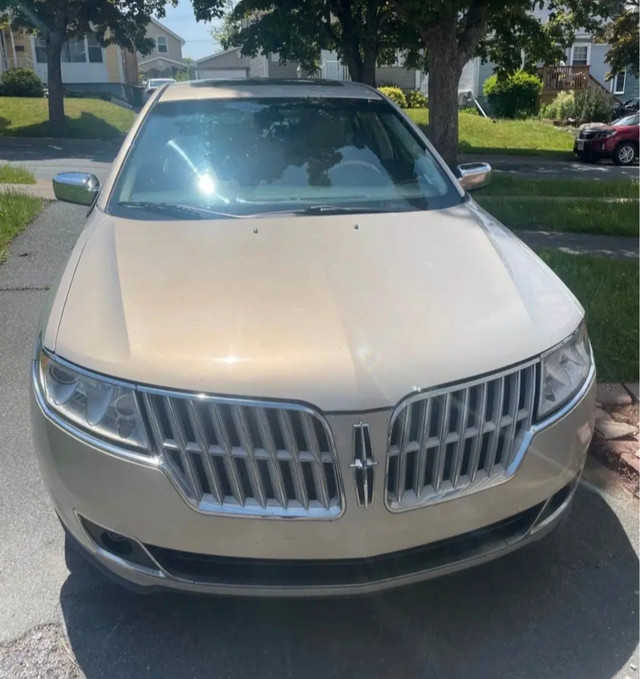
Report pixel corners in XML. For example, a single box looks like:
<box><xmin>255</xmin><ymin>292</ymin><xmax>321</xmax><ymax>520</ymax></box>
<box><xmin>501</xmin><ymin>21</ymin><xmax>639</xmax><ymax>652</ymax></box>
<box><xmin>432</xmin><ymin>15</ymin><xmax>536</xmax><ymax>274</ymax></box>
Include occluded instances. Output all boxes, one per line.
<box><xmin>0</xmin><ymin>137</ymin><xmax>117</xmax><ymax>183</ymax></box>
<box><xmin>0</xmin><ymin>202</ymin><xmax>638</xmax><ymax>678</ymax></box>
<box><xmin>0</xmin><ymin>137</ymin><xmax>638</xmax><ymax>184</ymax></box>
<box><xmin>463</xmin><ymin>153</ymin><xmax>640</xmax><ymax>180</ymax></box>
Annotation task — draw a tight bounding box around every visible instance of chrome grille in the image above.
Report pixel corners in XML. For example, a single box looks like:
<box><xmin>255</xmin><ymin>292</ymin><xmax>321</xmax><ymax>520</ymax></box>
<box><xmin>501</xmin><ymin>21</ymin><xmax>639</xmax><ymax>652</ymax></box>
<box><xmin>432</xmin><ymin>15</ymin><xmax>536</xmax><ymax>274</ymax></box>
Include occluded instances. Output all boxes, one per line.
<box><xmin>142</xmin><ymin>392</ymin><xmax>343</xmax><ymax>518</ymax></box>
<box><xmin>386</xmin><ymin>361</ymin><xmax>538</xmax><ymax>511</ymax></box>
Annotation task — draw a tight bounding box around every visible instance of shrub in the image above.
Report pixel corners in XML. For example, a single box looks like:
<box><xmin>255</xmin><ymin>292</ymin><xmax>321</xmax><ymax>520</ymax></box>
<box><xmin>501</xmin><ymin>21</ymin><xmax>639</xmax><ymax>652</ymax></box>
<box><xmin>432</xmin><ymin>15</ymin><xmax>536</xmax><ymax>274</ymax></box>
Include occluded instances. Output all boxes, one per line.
<box><xmin>540</xmin><ymin>87</ymin><xmax>613</xmax><ymax>124</ymax></box>
<box><xmin>378</xmin><ymin>86</ymin><xmax>407</xmax><ymax>108</ymax></box>
<box><xmin>460</xmin><ymin>105</ymin><xmax>479</xmax><ymax>115</ymax></box>
<box><xmin>540</xmin><ymin>90</ymin><xmax>576</xmax><ymax>121</ymax></box>
<box><xmin>483</xmin><ymin>70</ymin><xmax>543</xmax><ymax>118</ymax></box>
<box><xmin>0</xmin><ymin>68</ymin><xmax>45</xmax><ymax>97</ymax></box>
<box><xmin>573</xmin><ymin>87</ymin><xmax>612</xmax><ymax>123</ymax></box>
<box><xmin>405</xmin><ymin>89</ymin><xmax>427</xmax><ymax>109</ymax></box>
<box><xmin>64</xmin><ymin>89</ymin><xmax>111</xmax><ymax>101</ymax></box>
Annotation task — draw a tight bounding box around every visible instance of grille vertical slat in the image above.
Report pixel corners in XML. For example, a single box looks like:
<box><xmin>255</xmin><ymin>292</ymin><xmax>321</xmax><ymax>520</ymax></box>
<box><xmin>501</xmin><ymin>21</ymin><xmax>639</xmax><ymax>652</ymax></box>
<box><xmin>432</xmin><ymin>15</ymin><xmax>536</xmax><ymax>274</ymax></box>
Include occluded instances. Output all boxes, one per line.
<box><xmin>300</xmin><ymin>412</ymin><xmax>330</xmax><ymax>510</ymax></box>
<box><xmin>468</xmin><ymin>382</ymin><xmax>488</xmax><ymax>483</ymax></box>
<box><xmin>433</xmin><ymin>393</ymin><xmax>452</xmax><ymax>493</ymax></box>
<box><xmin>231</xmin><ymin>405</ymin><xmax>267</xmax><ymax>509</ymax></box>
<box><xmin>255</xmin><ymin>407</ymin><xmax>289</xmax><ymax>509</ymax></box>
<box><xmin>142</xmin><ymin>393</ymin><xmax>341</xmax><ymax>518</ymax></box>
<box><xmin>164</xmin><ymin>397</ymin><xmax>203</xmax><ymax>499</ymax></box>
<box><xmin>186</xmin><ymin>400</ymin><xmax>224</xmax><ymax>506</ymax></box>
<box><xmin>485</xmin><ymin>377</ymin><xmax>505</xmax><ymax>476</ymax></box>
<box><xmin>451</xmin><ymin>388</ymin><xmax>470</xmax><ymax>488</ymax></box>
<box><xmin>503</xmin><ymin>371</ymin><xmax>521</xmax><ymax>468</ymax></box>
<box><xmin>413</xmin><ymin>399</ymin><xmax>432</xmax><ymax>498</ymax></box>
<box><xmin>277</xmin><ymin>410</ymin><xmax>310</xmax><ymax>511</ymax></box>
<box><xmin>209</xmin><ymin>402</ymin><xmax>246</xmax><ymax>507</ymax></box>
<box><xmin>386</xmin><ymin>360</ymin><xmax>538</xmax><ymax>511</ymax></box>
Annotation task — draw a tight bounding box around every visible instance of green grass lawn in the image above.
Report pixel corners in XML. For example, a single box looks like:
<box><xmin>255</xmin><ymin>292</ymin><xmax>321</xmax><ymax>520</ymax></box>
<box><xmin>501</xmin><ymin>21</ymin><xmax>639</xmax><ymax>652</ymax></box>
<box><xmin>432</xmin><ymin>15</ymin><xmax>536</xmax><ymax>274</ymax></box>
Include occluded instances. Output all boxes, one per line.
<box><xmin>0</xmin><ymin>97</ymin><xmax>137</xmax><ymax>140</ymax></box>
<box><xmin>473</xmin><ymin>172</ymin><xmax>639</xmax><ymax>237</ymax></box>
<box><xmin>406</xmin><ymin>109</ymin><xmax>575</xmax><ymax>157</ymax></box>
<box><xmin>0</xmin><ymin>191</ymin><xmax>44</xmax><ymax>261</ymax></box>
<box><xmin>481</xmin><ymin>173</ymin><xmax>639</xmax><ymax>198</ymax></box>
<box><xmin>0</xmin><ymin>164</ymin><xmax>36</xmax><ymax>184</ymax></box>
<box><xmin>539</xmin><ymin>250</ymin><xmax>639</xmax><ymax>383</ymax></box>
<box><xmin>476</xmin><ymin>197</ymin><xmax>638</xmax><ymax>237</ymax></box>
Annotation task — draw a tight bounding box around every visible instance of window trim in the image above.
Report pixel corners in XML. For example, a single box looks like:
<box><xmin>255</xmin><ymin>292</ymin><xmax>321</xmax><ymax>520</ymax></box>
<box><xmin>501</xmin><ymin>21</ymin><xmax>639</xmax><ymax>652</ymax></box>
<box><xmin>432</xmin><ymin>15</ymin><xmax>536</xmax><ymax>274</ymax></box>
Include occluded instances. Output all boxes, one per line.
<box><xmin>32</xmin><ymin>33</ymin><xmax>103</xmax><ymax>64</ymax></box>
<box><xmin>570</xmin><ymin>43</ymin><xmax>590</xmax><ymax>67</ymax></box>
<box><xmin>156</xmin><ymin>35</ymin><xmax>168</xmax><ymax>54</ymax></box>
<box><xmin>612</xmin><ymin>71</ymin><xmax>626</xmax><ymax>95</ymax></box>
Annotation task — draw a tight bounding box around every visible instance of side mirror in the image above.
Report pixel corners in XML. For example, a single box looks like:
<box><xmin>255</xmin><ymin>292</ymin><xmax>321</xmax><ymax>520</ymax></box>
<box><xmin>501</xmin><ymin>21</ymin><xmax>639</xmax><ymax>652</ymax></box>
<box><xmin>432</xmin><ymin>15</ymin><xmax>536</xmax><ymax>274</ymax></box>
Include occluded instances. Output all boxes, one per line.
<box><xmin>456</xmin><ymin>162</ymin><xmax>492</xmax><ymax>192</ymax></box>
<box><xmin>52</xmin><ymin>172</ymin><xmax>100</xmax><ymax>206</ymax></box>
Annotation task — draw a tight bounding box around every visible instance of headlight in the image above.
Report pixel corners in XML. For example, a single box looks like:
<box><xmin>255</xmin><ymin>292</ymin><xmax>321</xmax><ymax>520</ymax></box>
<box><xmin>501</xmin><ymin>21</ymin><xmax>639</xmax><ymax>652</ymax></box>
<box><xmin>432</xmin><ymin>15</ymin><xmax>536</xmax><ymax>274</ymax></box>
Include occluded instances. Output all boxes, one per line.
<box><xmin>37</xmin><ymin>349</ymin><xmax>149</xmax><ymax>450</ymax></box>
<box><xmin>538</xmin><ymin>322</ymin><xmax>592</xmax><ymax>419</ymax></box>
<box><xmin>594</xmin><ymin>130</ymin><xmax>616</xmax><ymax>139</ymax></box>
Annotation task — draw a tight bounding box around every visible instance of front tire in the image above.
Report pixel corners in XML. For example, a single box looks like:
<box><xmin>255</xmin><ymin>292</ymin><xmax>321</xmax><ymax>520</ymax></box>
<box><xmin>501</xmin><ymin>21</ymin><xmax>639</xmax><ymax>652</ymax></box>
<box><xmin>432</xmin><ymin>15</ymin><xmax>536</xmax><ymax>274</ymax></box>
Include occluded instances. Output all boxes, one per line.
<box><xmin>614</xmin><ymin>142</ymin><xmax>637</xmax><ymax>166</ymax></box>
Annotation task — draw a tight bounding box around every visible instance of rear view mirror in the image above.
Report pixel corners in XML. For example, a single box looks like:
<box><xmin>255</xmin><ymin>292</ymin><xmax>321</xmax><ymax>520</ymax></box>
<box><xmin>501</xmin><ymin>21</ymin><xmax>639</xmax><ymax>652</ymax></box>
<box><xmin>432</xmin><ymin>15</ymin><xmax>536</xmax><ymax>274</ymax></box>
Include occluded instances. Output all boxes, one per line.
<box><xmin>53</xmin><ymin>172</ymin><xmax>100</xmax><ymax>206</ymax></box>
<box><xmin>456</xmin><ymin>162</ymin><xmax>492</xmax><ymax>192</ymax></box>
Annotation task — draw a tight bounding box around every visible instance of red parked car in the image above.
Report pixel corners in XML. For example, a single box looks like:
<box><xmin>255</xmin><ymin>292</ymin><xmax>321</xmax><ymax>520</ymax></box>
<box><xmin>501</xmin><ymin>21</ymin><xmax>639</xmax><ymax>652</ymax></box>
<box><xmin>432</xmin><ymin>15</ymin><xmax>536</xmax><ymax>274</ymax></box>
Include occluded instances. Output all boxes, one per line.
<box><xmin>574</xmin><ymin>113</ymin><xmax>640</xmax><ymax>165</ymax></box>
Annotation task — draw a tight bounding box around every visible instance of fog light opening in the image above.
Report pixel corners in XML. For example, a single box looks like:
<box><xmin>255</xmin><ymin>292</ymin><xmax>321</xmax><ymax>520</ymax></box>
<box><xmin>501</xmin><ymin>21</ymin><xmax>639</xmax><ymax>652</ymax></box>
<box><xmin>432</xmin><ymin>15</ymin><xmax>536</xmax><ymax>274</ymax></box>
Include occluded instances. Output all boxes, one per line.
<box><xmin>78</xmin><ymin>515</ymin><xmax>162</xmax><ymax>572</ymax></box>
<box><xmin>100</xmin><ymin>531</ymin><xmax>134</xmax><ymax>557</ymax></box>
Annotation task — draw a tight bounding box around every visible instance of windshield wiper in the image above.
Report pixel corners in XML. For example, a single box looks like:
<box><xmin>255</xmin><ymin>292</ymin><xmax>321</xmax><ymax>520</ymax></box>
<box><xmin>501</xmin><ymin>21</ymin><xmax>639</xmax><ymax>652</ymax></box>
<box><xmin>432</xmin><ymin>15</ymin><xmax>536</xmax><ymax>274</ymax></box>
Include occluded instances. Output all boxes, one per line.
<box><xmin>118</xmin><ymin>201</ymin><xmax>238</xmax><ymax>219</ymax></box>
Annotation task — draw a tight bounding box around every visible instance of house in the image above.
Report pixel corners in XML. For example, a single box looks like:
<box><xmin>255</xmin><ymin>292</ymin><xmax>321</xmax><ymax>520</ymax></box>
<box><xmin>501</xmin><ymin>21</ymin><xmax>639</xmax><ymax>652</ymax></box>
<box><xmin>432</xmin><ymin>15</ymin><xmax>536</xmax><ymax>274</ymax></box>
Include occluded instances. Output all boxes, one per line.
<box><xmin>195</xmin><ymin>47</ymin><xmax>249</xmax><ymax>79</ymax></box>
<box><xmin>137</xmin><ymin>18</ymin><xmax>186</xmax><ymax>79</ymax></box>
<box><xmin>0</xmin><ymin>19</ymin><xmax>187</xmax><ymax>98</ymax></box>
<box><xmin>194</xmin><ymin>47</ymin><xmax>424</xmax><ymax>91</ymax></box>
<box><xmin>0</xmin><ymin>26</ymin><xmax>139</xmax><ymax>98</ymax></box>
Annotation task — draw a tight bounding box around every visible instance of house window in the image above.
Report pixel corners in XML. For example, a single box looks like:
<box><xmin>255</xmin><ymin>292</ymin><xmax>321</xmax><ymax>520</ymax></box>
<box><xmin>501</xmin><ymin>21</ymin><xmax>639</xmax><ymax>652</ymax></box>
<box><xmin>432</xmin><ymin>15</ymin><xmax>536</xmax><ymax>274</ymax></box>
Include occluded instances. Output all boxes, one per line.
<box><xmin>63</xmin><ymin>37</ymin><xmax>87</xmax><ymax>63</ymax></box>
<box><xmin>87</xmin><ymin>33</ymin><xmax>103</xmax><ymax>63</ymax></box>
<box><xmin>571</xmin><ymin>44</ymin><xmax>589</xmax><ymax>66</ymax></box>
<box><xmin>156</xmin><ymin>36</ymin><xmax>168</xmax><ymax>54</ymax></box>
<box><xmin>34</xmin><ymin>33</ymin><xmax>102</xmax><ymax>64</ymax></box>
<box><xmin>15</xmin><ymin>45</ymin><xmax>24</xmax><ymax>53</ymax></box>
<box><xmin>613</xmin><ymin>71</ymin><xmax>626</xmax><ymax>94</ymax></box>
<box><xmin>34</xmin><ymin>36</ymin><xmax>47</xmax><ymax>63</ymax></box>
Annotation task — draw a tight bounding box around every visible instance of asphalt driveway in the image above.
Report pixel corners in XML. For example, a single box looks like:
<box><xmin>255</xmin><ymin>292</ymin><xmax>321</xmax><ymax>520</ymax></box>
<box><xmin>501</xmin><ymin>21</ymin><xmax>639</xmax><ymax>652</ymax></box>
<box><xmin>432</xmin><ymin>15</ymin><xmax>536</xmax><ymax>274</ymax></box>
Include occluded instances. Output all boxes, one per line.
<box><xmin>0</xmin><ymin>201</ymin><xmax>638</xmax><ymax>679</ymax></box>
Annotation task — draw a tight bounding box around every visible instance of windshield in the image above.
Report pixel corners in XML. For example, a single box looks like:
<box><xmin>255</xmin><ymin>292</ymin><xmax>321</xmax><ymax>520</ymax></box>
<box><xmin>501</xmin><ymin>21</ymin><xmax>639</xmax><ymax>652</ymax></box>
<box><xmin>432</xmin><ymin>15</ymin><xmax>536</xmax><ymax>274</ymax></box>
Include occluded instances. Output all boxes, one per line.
<box><xmin>108</xmin><ymin>98</ymin><xmax>461</xmax><ymax>219</ymax></box>
<box><xmin>613</xmin><ymin>113</ymin><xmax>639</xmax><ymax>126</ymax></box>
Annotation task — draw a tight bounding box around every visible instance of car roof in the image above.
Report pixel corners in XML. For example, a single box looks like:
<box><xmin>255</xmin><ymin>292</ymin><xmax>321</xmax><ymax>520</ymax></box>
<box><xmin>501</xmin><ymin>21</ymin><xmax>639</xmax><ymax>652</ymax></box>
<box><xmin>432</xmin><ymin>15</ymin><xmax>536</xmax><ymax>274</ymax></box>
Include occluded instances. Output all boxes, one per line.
<box><xmin>157</xmin><ymin>78</ymin><xmax>384</xmax><ymax>102</ymax></box>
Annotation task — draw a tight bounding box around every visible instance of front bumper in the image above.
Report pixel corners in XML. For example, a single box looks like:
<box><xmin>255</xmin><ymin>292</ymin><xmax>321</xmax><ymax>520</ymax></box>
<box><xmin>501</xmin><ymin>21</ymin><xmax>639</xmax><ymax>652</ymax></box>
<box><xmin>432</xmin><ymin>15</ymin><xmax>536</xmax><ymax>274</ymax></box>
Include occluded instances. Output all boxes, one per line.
<box><xmin>574</xmin><ymin>138</ymin><xmax>615</xmax><ymax>159</ymax></box>
<box><xmin>31</xmin><ymin>368</ymin><xmax>596</xmax><ymax>596</ymax></box>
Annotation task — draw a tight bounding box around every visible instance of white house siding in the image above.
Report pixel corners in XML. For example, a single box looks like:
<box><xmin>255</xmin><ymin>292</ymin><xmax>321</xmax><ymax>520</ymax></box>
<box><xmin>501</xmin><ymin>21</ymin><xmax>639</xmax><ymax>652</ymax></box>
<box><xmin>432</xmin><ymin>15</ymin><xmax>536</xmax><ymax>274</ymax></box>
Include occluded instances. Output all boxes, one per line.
<box><xmin>196</xmin><ymin>48</ymin><xmax>249</xmax><ymax>79</ymax></box>
<box><xmin>376</xmin><ymin>66</ymin><xmax>416</xmax><ymax>91</ymax></box>
<box><xmin>249</xmin><ymin>55</ymin><xmax>268</xmax><ymax>77</ymax></box>
<box><xmin>267</xmin><ymin>60</ymin><xmax>300</xmax><ymax>78</ymax></box>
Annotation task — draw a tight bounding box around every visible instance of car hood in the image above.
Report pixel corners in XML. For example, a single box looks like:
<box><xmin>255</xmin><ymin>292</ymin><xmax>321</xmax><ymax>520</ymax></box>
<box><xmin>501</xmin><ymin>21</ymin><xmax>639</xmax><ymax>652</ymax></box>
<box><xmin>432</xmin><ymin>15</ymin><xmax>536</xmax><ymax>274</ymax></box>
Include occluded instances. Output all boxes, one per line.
<box><xmin>50</xmin><ymin>203</ymin><xmax>582</xmax><ymax>411</ymax></box>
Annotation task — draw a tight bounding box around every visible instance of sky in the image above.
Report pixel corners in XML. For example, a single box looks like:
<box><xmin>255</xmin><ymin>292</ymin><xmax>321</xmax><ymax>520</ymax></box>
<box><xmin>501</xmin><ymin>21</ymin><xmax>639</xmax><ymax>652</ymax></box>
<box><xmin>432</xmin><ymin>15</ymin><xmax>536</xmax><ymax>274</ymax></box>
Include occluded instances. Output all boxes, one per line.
<box><xmin>161</xmin><ymin>0</ymin><xmax>224</xmax><ymax>60</ymax></box>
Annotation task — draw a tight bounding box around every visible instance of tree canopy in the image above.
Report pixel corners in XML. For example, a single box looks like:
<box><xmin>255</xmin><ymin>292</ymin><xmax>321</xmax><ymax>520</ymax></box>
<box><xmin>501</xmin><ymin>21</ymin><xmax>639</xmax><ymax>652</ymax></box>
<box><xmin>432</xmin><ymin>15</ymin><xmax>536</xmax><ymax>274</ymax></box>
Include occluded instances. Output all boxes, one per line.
<box><xmin>192</xmin><ymin>0</ymin><xmax>614</xmax><ymax>165</ymax></box>
<box><xmin>598</xmin><ymin>0</ymin><xmax>639</xmax><ymax>78</ymax></box>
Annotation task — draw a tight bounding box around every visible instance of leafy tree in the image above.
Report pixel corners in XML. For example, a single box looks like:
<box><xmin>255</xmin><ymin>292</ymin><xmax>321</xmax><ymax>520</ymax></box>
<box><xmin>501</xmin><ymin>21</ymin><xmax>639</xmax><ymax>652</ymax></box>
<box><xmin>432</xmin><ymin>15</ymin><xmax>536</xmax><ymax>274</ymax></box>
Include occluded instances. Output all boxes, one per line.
<box><xmin>598</xmin><ymin>0</ymin><xmax>639</xmax><ymax>78</ymax></box>
<box><xmin>0</xmin><ymin>0</ymin><xmax>175</xmax><ymax>129</ymax></box>
<box><xmin>392</xmin><ymin>0</ymin><xmax>614</xmax><ymax>165</ymax></box>
<box><xmin>195</xmin><ymin>0</ymin><xmax>417</xmax><ymax>85</ymax></box>
<box><xmin>193</xmin><ymin>0</ymin><xmax>611</xmax><ymax>165</ymax></box>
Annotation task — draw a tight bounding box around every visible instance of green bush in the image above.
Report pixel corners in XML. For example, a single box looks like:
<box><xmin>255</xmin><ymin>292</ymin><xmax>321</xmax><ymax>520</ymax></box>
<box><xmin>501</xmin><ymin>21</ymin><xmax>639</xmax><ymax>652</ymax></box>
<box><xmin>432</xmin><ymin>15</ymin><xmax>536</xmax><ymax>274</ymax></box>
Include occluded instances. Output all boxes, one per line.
<box><xmin>540</xmin><ymin>88</ymin><xmax>612</xmax><ymax>124</ymax></box>
<box><xmin>378</xmin><ymin>86</ymin><xmax>407</xmax><ymax>108</ymax></box>
<box><xmin>405</xmin><ymin>89</ymin><xmax>427</xmax><ymax>109</ymax></box>
<box><xmin>483</xmin><ymin>71</ymin><xmax>543</xmax><ymax>118</ymax></box>
<box><xmin>0</xmin><ymin>68</ymin><xmax>45</xmax><ymax>97</ymax></box>
<box><xmin>573</xmin><ymin>87</ymin><xmax>612</xmax><ymax>123</ymax></box>
<box><xmin>460</xmin><ymin>105</ymin><xmax>480</xmax><ymax>115</ymax></box>
<box><xmin>540</xmin><ymin>90</ymin><xmax>576</xmax><ymax>121</ymax></box>
<box><xmin>64</xmin><ymin>90</ymin><xmax>111</xmax><ymax>101</ymax></box>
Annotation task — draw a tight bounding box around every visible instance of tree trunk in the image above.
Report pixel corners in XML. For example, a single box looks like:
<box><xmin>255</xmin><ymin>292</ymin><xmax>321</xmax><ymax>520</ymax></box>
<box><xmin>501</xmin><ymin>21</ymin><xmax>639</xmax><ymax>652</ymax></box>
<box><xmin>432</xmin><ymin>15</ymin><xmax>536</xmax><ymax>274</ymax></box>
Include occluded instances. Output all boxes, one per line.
<box><xmin>361</xmin><ymin>40</ymin><xmax>378</xmax><ymax>87</ymax></box>
<box><xmin>46</xmin><ymin>32</ymin><xmax>65</xmax><ymax>131</ymax></box>
<box><xmin>427</xmin><ymin>42</ymin><xmax>463</xmax><ymax>168</ymax></box>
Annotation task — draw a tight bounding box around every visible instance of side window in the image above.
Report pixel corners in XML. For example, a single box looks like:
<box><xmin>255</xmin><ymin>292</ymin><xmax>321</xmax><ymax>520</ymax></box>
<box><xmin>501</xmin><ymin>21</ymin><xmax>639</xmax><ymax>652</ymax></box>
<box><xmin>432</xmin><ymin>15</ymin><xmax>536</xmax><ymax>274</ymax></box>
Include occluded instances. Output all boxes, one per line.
<box><xmin>156</xmin><ymin>36</ymin><xmax>168</xmax><ymax>54</ymax></box>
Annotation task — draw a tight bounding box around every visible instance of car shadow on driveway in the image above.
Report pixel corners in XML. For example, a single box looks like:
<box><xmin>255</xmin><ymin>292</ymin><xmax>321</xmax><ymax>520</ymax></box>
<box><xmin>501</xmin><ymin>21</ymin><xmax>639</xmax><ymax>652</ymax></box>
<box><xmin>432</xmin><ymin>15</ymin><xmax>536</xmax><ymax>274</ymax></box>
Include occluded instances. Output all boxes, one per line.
<box><xmin>59</xmin><ymin>484</ymin><xmax>638</xmax><ymax>679</ymax></box>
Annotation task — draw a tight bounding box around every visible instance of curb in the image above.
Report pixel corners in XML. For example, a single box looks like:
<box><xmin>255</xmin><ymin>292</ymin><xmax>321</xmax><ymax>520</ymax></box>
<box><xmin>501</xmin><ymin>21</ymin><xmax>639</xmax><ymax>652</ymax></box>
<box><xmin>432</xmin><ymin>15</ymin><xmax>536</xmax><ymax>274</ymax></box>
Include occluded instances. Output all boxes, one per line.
<box><xmin>591</xmin><ymin>382</ymin><xmax>639</xmax><ymax>496</ymax></box>
<box><xmin>0</xmin><ymin>181</ymin><xmax>55</xmax><ymax>200</ymax></box>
